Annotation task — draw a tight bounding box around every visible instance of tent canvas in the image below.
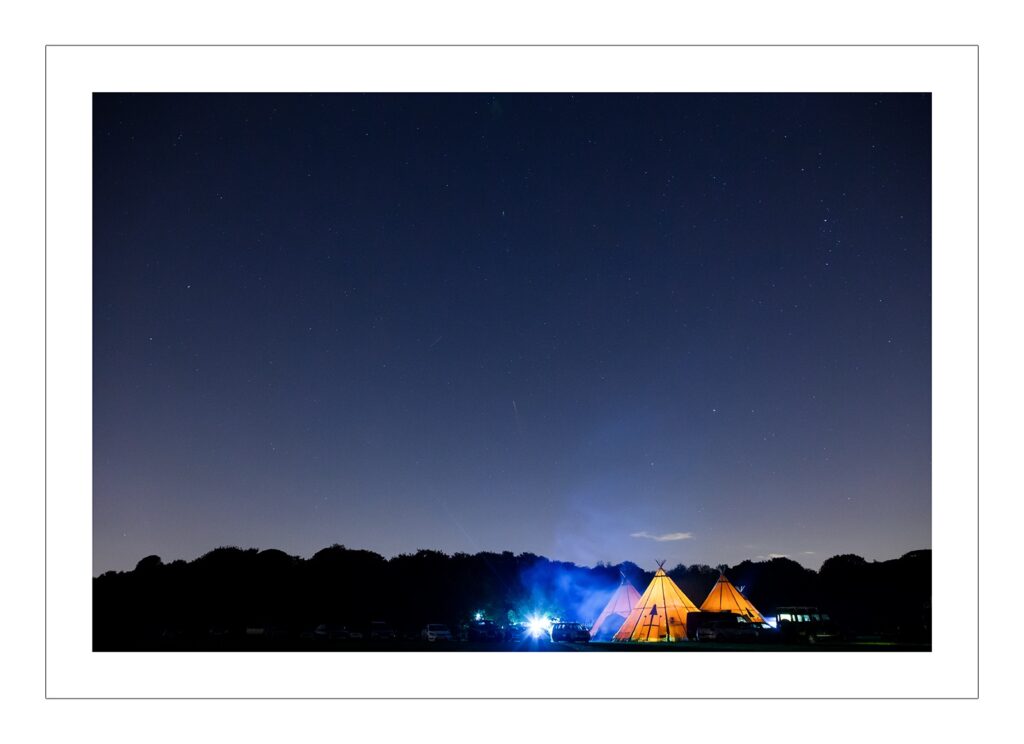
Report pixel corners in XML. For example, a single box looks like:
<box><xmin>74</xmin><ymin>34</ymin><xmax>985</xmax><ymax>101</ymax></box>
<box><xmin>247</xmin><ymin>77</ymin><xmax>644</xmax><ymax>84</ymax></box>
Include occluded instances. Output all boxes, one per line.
<box><xmin>588</xmin><ymin>575</ymin><xmax>642</xmax><ymax>641</ymax></box>
<box><xmin>613</xmin><ymin>564</ymin><xmax>700</xmax><ymax>642</ymax></box>
<box><xmin>699</xmin><ymin>573</ymin><xmax>765</xmax><ymax>623</ymax></box>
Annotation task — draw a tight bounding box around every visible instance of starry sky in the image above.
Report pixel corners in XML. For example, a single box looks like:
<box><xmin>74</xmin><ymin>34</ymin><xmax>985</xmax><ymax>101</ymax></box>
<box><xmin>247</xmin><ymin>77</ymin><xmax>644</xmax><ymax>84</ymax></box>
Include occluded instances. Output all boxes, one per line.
<box><xmin>93</xmin><ymin>93</ymin><xmax>931</xmax><ymax>575</ymax></box>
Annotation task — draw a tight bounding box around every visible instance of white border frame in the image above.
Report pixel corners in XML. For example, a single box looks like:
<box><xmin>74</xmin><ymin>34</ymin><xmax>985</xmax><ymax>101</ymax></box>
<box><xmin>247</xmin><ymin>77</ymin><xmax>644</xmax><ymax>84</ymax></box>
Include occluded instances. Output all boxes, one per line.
<box><xmin>46</xmin><ymin>45</ymin><xmax>978</xmax><ymax>698</ymax></box>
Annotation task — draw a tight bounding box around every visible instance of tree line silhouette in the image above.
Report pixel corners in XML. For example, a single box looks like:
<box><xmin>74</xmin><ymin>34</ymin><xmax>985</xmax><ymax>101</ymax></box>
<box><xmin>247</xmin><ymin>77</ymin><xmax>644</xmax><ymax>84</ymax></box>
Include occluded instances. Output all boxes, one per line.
<box><xmin>93</xmin><ymin>545</ymin><xmax>930</xmax><ymax>649</ymax></box>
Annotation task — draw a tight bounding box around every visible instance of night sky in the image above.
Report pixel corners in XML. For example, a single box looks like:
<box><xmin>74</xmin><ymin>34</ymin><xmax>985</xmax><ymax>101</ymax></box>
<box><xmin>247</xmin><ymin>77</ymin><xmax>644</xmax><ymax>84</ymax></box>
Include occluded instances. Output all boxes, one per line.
<box><xmin>93</xmin><ymin>93</ymin><xmax>931</xmax><ymax>575</ymax></box>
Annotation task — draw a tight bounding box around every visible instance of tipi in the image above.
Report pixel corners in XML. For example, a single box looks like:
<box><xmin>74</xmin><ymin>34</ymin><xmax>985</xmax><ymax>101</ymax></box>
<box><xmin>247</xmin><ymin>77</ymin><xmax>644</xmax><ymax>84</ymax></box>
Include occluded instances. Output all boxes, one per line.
<box><xmin>613</xmin><ymin>562</ymin><xmax>700</xmax><ymax>642</ymax></box>
<box><xmin>588</xmin><ymin>573</ymin><xmax>642</xmax><ymax>641</ymax></box>
<box><xmin>700</xmin><ymin>573</ymin><xmax>765</xmax><ymax>623</ymax></box>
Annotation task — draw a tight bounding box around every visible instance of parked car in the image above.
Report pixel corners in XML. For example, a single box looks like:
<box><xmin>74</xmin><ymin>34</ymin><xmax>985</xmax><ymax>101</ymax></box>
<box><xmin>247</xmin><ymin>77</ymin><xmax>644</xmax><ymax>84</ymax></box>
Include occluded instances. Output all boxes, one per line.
<box><xmin>693</xmin><ymin>619</ymin><xmax>762</xmax><ymax>642</ymax></box>
<box><xmin>550</xmin><ymin>622</ymin><xmax>591</xmax><ymax>643</ymax></box>
<box><xmin>775</xmin><ymin>607</ymin><xmax>841</xmax><ymax>644</ymax></box>
<box><xmin>503</xmin><ymin>623</ymin><xmax>528</xmax><ymax>642</ymax></box>
<box><xmin>369</xmin><ymin>621</ymin><xmax>397</xmax><ymax>640</ymax></box>
<box><xmin>466</xmin><ymin>619</ymin><xmax>502</xmax><ymax>641</ymax></box>
<box><xmin>688</xmin><ymin>611</ymin><xmax>765</xmax><ymax>642</ymax></box>
<box><xmin>312</xmin><ymin>623</ymin><xmax>350</xmax><ymax>641</ymax></box>
<box><xmin>422</xmin><ymin>623</ymin><xmax>453</xmax><ymax>642</ymax></box>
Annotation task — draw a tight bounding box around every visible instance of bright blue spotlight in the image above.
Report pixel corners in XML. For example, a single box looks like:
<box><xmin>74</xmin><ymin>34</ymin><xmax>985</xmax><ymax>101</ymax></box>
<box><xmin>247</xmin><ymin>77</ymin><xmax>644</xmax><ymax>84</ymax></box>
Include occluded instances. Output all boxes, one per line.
<box><xmin>526</xmin><ymin>614</ymin><xmax>551</xmax><ymax>638</ymax></box>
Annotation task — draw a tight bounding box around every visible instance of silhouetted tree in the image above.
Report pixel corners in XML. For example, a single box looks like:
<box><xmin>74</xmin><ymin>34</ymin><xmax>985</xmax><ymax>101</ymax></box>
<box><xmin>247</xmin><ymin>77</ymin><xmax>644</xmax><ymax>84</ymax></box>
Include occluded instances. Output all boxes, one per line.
<box><xmin>93</xmin><ymin>544</ymin><xmax>932</xmax><ymax>649</ymax></box>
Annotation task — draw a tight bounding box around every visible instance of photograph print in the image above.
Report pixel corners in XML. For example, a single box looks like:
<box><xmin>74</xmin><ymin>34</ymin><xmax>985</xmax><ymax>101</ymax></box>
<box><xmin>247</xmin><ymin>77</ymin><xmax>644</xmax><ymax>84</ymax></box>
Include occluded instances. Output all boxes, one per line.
<box><xmin>92</xmin><ymin>92</ymin><xmax>931</xmax><ymax>651</ymax></box>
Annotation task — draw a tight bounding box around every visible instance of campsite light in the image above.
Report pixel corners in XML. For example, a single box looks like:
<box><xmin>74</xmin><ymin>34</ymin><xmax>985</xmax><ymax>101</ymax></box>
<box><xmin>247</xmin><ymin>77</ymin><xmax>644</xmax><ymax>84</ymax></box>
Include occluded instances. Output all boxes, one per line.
<box><xmin>526</xmin><ymin>614</ymin><xmax>552</xmax><ymax>638</ymax></box>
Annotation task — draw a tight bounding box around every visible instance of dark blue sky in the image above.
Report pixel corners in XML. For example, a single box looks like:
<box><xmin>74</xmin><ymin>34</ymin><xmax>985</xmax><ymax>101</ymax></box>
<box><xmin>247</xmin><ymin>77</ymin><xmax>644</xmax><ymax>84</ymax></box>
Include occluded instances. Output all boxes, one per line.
<box><xmin>93</xmin><ymin>93</ymin><xmax>930</xmax><ymax>574</ymax></box>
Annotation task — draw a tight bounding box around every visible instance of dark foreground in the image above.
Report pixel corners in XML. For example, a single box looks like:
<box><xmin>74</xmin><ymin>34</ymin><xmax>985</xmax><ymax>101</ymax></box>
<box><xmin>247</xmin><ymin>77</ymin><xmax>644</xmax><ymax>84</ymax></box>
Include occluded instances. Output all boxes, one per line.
<box><xmin>98</xmin><ymin>636</ymin><xmax>930</xmax><ymax>652</ymax></box>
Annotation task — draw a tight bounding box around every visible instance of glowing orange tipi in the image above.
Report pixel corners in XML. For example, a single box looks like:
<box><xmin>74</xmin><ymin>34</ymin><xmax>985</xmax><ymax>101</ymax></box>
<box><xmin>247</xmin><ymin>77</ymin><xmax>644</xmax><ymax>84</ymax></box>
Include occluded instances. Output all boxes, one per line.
<box><xmin>699</xmin><ymin>573</ymin><xmax>765</xmax><ymax>623</ymax></box>
<box><xmin>613</xmin><ymin>562</ymin><xmax>699</xmax><ymax>642</ymax></box>
<box><xmin>588</xmin><ymin>574</ymin><xmax>642</xmax><ymax>641</ymax></box>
